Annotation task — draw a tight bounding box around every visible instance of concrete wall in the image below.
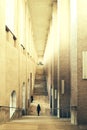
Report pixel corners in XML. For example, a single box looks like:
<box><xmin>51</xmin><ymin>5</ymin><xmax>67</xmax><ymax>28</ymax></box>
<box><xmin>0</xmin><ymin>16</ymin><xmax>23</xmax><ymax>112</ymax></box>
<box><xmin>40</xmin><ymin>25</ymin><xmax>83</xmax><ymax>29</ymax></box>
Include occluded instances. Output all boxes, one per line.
<box><xmin>58</xmin><ymin>0</ymin><xmax>70</xmax><ymax>117</ymax></box>
<box><xmin>0</xmin><ymin>0</ymin><xmax>37</xmax><ymax>122</ymax></box>
<box><xmin>70</xmin><ymin>0</ymin><xmax>87</xmax><ymax>125</ymax></box>
<box><xmin>0</xmin><ymin>0</ymin><xmax>6</xmax><ymax>106</ymax></box>
<box><xmin>44</xmin><ymin>2</ymin><xmax>58</xmax><ymax>115</ymax></box>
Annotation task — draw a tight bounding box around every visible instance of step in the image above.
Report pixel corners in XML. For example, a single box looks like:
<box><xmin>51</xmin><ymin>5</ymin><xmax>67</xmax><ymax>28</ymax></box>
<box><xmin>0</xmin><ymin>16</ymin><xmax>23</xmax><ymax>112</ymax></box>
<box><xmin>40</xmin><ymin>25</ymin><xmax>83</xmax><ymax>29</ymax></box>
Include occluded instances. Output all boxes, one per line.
<box><xmin>34</xmin><ymin>89</ymin><xmax>48</xmax><ymax>95</ymax></box>
<box><xmin>35</xmin><ymin>79</ymin><xmax>46</xmax><ymax>83</ymax></box>
<box><xmin>34</xmin><ymin>92</ymin><xmax>48</xmax><ymax>96</ymax></box>
<box><xmin>35</xmin><ymin>75</ymin><xmax>46</xmax><ymax>80</ymax></box>
<box><xmin>34</xmin><ymin>83</ymin><xmax>46</xmax><ymax>88</ymax></box>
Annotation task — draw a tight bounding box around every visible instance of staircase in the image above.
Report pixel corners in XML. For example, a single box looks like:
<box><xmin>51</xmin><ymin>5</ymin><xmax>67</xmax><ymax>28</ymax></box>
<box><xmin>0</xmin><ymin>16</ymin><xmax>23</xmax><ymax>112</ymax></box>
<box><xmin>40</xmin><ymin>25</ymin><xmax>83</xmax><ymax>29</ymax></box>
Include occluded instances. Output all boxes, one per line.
<box><xmin>29</xmin><ymin>65</ymin><xmax>50</xmax><ymax>116</ymax></box>
<box><xmin>34</xmin><ymin>65</ymin><xmax>48</xmax><ymax>95</ymax></box>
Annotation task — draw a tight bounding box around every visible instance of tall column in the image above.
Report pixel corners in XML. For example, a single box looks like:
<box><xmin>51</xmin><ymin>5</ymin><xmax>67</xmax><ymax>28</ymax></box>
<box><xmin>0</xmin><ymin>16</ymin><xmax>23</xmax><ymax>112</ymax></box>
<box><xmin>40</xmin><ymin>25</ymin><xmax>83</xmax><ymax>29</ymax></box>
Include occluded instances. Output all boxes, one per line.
<box><xmin>50</xmin><ymin>2</ymin><xmax>58</xmax><ymax>115</ymax></box>
<box><xmin>57</xmin><ymin>0</ymin><xmax>60</xmax><ymax>118</ymax></box>
<box><xmin>53</xmin><ymin>2</ymin><xmax>58</xmax><ymax>115</ymax></box>
<box><xmin>51</xmin><ymin>22</ymin><xmax>54</xmax><ymax>114</ymax></box>
<box><xmin>70</xmin><ymin>0</ymin><xmax>77</xmax><ymax>125</ymax></box>
<box><xmin>57</xmin><ymin>0</ymin><xmax>70</xmax><ymax>118</ymax></box>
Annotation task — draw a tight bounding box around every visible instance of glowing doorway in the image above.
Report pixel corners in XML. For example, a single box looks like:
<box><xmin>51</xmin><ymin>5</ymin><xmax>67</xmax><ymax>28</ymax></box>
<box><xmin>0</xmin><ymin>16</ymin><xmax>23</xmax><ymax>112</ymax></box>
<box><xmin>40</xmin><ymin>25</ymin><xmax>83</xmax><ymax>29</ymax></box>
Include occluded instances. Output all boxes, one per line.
<box><xmin>10</xmin><ymin>91</ymin><xmax>16</xmax><ymax>118</ymax></box>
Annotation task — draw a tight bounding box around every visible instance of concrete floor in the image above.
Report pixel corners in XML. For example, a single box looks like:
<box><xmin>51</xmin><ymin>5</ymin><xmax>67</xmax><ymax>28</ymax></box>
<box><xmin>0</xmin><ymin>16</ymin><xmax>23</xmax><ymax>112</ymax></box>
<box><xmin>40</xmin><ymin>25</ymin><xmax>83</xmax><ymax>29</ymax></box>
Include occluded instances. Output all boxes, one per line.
<box><xmin>0</xmin><ymin>116</ymin><xmax>83</xmax><ymax>130</ymax></box>
<box><xmin>0</xmin><ymin>94</ymin><xmax>87</xmax><ymax>130</ymax></box>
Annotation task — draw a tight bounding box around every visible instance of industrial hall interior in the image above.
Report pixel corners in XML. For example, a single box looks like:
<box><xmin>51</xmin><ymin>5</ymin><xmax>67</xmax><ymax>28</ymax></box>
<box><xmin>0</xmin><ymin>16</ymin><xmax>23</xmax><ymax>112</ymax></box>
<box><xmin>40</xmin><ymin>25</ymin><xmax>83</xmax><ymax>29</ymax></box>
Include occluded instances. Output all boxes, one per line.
<box><xmin>0</xmin><ymin>0</ymin><xmax>87</xmax><ymax>130</ymax></box>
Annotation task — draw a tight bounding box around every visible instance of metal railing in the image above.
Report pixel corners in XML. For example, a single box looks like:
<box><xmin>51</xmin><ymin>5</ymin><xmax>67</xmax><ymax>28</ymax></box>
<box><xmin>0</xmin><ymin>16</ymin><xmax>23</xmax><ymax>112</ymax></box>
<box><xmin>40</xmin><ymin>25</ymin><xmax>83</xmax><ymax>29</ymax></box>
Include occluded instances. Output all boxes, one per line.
<box><xmin>0</xmin><ymin>105</ymin><xmax>21</xmax><ymax>110</ymax></box>
<box><xmin>5</xmin><ymin>25</ymin><xmax>17</xmax><ymax>40</ymax></box>
<box><xmin>0</xmin><ymin>105</ymin><xmax>23</xmax><ymax>122</ymax></box>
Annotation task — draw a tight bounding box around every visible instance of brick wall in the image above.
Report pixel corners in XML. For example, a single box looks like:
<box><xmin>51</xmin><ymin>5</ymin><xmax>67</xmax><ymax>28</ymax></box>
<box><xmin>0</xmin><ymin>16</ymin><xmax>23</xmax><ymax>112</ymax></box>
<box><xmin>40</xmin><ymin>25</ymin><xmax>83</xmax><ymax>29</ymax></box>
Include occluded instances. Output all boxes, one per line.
<box><xmin>77</xmin><ymin>0</ymin><xmax>87</xmax><ymax>124</ymax></box>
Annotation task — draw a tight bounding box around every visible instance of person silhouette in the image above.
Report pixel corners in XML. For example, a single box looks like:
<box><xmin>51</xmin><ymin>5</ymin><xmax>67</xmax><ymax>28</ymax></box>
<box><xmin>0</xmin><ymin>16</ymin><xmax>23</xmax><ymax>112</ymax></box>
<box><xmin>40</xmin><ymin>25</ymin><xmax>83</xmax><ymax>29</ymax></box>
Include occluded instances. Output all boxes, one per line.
<box><xmin>37</xmin><ymin>104</ymin><xmax>41</xmax><ymax>116</ymax></box>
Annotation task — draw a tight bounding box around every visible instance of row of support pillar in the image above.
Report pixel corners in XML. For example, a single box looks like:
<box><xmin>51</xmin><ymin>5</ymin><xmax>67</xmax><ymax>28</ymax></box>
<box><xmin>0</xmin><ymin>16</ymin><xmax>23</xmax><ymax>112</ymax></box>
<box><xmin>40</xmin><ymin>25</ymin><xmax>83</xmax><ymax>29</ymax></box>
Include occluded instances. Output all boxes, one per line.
<box><xmin>45</xmin><ymin>0</ymin><xmax>77</xmax><ymax>123</ymax></box>
<box><xmin>47</xmin><ymin>0</ymin><xmax>87</xmax><ymax>124</ymax></box>
<box><xmin>44</xmin><ymin>0</ymin><xmax>87</xmax><ymax>125</ymax></box>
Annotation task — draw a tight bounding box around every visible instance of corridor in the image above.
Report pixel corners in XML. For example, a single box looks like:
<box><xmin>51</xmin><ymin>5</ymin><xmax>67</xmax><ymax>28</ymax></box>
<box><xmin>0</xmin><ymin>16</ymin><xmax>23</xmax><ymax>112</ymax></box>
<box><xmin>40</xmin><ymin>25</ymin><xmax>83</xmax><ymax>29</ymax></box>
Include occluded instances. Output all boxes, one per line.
<box><xmin>0</xmin><ymin>0</ymin><xmax>87</xmax><ymax>127</ymax></box>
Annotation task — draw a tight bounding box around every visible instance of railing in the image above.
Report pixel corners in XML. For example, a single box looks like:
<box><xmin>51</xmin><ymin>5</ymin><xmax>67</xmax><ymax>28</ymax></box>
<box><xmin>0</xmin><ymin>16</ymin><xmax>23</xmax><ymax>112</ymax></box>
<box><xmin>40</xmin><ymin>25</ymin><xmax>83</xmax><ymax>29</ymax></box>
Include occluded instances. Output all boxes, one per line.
<box><xmin>0</xmin><ymin>106</ymin><xmax>29</xmax><ymax>116</ymax></box>
<box><xmin>21</xmin><ymin>44</ymin><xmax>25</xmax><ymax>50</ymax></box>
<box><xmin>5</xmin><ymin>25</ymin><xmax>17</xmax><ymax>41</ymax></box>
<box><xmin>50</xmin><ymin>107</ymin><xmax>70</xmax><ymax>118</ymax></box>
<box><xmin>0</xmin><ymin>106</ymin><xmax>22</xmax><ymax>122</ymax></box>
<box><xmin>0</xmin><ymin>105</ymin><xmax>21</xmax><ymax>110</ymax></box>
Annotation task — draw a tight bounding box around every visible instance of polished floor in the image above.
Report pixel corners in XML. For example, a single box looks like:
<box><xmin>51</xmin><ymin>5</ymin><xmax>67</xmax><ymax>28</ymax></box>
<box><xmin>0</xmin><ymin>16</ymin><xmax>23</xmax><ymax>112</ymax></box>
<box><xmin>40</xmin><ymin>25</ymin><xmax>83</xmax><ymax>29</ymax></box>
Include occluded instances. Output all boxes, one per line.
<box><xmin>0</xmin><ymin>116</ymin><xmax>83</xmax><ymax>130</ymax></box>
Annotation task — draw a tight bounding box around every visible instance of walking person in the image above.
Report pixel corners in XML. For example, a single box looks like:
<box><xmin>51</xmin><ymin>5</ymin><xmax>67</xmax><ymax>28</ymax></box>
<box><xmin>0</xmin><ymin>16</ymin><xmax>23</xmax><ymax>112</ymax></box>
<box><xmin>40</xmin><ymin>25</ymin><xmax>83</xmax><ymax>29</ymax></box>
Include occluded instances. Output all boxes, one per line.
<box><xmin>37</xmin><ymin>104</ymin><xmax>41</xmax><ymax>116</ymax></box>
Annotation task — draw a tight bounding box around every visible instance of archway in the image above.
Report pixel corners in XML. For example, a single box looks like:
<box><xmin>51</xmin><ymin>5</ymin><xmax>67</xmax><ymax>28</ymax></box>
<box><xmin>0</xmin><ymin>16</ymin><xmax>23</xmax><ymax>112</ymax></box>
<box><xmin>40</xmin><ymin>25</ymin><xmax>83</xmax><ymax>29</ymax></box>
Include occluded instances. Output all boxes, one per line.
<box><xmin>10</xmin><ymin>91</ymin><xmax>16</xmax><ymax>118</ymax></box>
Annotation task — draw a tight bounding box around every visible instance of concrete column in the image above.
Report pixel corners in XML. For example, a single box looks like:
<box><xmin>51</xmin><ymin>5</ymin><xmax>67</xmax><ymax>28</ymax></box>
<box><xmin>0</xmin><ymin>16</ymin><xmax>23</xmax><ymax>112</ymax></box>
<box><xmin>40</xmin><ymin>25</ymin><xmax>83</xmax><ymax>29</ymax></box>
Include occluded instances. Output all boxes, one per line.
<box><xmin>44</xmin><ymin>1</ymin><xmax>58</xmax><ymax>116</ymax></box>
<box><xmin>53</xmin><ymin>2</ymin><xmax>58</xmax><ymax>116</ymax></box>
<box><xmin>44</xmin><ymin>2</ymin><xmax>58</xmax><ymax>116</ymax></box>
<box><xmin>70</xmin><ymin>0</ymin><xmax>77</xmax><ymax>125</ymax></box>
<box><xmin>57</xmin><ymin>0</ymin><xmax>60</xmax><ymax>118</ymax></box>
<box><xmin>57</xmin><ymin>0</ymin><xmax>70</xmax><ymax>118</ymax></box>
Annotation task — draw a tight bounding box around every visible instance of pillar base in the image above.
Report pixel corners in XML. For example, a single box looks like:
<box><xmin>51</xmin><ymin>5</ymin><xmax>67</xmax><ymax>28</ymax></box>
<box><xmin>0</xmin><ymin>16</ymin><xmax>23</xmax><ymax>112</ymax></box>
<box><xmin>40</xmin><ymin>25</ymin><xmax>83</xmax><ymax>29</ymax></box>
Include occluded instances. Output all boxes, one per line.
<box><xmin>71</xmin><ymin>106</ymin><xmax>77</xmax><ymax>125</ymax></box>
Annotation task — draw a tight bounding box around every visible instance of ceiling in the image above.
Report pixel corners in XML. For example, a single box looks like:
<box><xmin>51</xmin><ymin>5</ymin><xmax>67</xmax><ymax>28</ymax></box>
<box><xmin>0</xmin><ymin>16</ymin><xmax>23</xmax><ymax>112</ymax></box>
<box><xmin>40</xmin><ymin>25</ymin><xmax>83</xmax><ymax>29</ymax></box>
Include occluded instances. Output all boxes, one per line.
<box><xmin>28</xmin><ymin>0</ymin><xmax>53</xmax><ymax>58</ymax></box>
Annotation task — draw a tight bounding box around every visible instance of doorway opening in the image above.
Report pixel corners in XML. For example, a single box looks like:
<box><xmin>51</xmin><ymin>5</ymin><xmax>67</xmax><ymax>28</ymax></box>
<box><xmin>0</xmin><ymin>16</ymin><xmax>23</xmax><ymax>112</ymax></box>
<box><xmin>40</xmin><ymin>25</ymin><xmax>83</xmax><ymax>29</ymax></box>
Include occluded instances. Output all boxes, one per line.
<box><xmin>10</xmin><ymin>90</ymin><xmax>16</xmax><ymax>118</ymax></box>
<box><xmin>22</xmin><ymin>82</ymin><xmax>26</xmax><ymax>115</ymax></box>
